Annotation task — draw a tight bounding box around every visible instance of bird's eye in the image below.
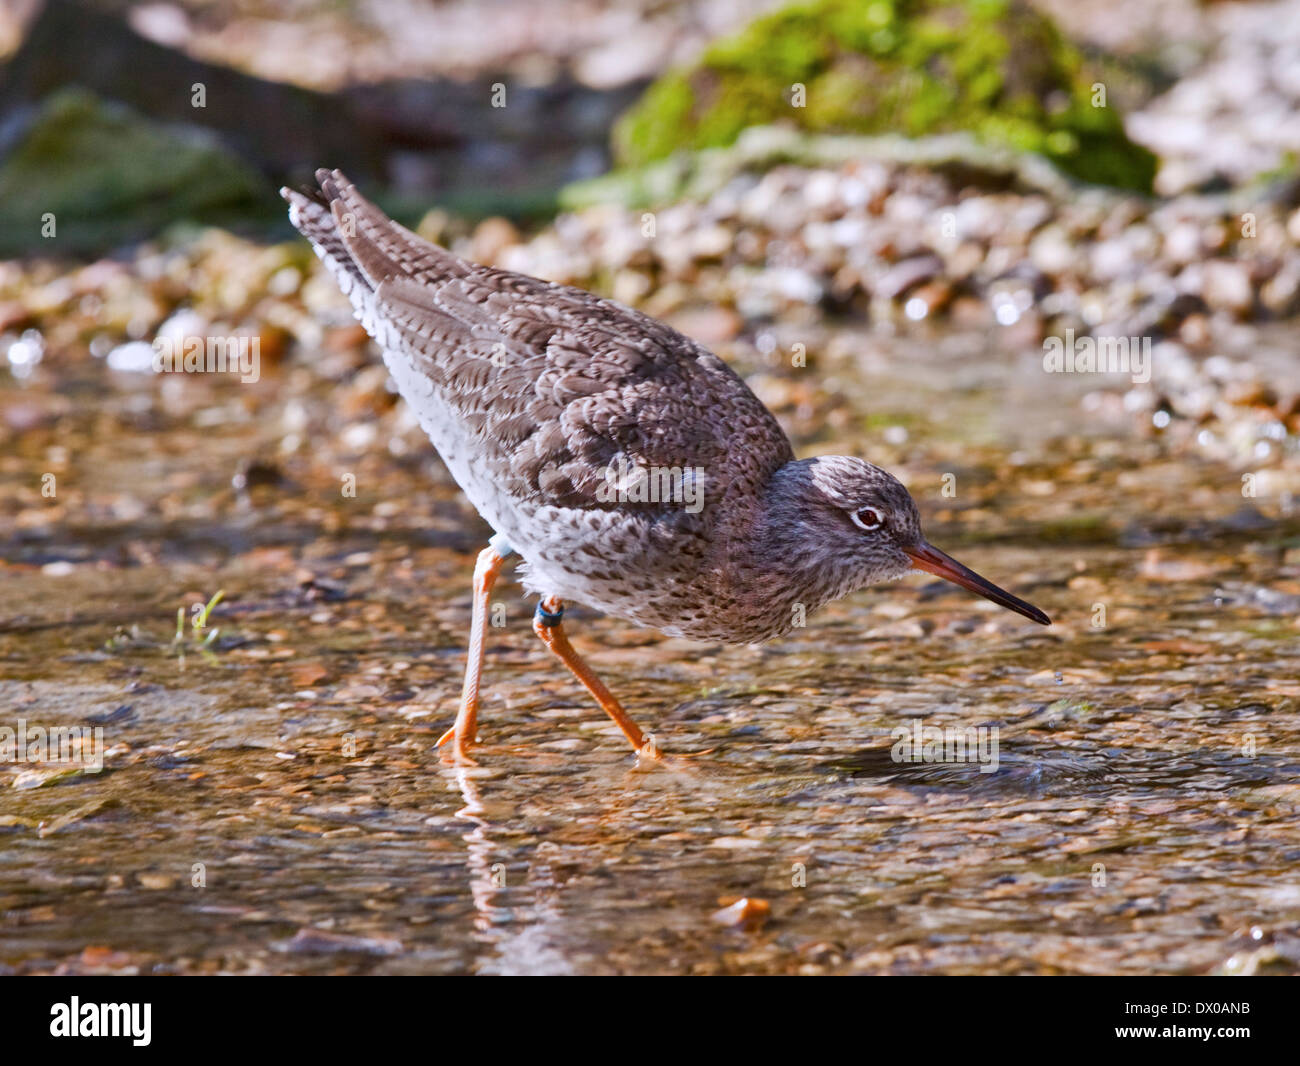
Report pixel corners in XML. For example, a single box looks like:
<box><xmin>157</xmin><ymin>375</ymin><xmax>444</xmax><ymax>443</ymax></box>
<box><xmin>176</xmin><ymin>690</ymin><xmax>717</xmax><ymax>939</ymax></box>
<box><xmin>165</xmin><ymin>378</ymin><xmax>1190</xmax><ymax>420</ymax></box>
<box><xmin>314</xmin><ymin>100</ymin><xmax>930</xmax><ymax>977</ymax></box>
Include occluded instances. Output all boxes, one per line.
<box><xmin>851</xmin><ymin>507</ymin><xmax>885</xmax><ymax>532</ymax></box>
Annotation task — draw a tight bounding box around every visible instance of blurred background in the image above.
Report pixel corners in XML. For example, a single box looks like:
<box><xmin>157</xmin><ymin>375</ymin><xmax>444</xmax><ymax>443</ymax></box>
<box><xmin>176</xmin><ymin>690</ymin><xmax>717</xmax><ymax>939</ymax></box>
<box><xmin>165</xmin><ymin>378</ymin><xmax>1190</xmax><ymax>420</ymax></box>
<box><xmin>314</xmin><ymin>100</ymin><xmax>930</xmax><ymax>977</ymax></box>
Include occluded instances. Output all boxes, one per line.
<box><xmin>1</xmin><ymin>0</ymin><xmax>1298</xmax><ymax>976</ymax></box>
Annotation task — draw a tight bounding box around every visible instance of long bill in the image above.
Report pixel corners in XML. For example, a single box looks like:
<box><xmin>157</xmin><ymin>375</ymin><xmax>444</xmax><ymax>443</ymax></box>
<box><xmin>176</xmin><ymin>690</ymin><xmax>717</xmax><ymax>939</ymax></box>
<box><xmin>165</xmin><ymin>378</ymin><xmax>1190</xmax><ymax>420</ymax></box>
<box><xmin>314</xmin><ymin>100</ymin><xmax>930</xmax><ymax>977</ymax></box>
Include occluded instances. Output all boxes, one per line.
<box><xmin>905</xmin><ymin>543</ymin><xmax>1051</xmax><ymax>626</ymax></box>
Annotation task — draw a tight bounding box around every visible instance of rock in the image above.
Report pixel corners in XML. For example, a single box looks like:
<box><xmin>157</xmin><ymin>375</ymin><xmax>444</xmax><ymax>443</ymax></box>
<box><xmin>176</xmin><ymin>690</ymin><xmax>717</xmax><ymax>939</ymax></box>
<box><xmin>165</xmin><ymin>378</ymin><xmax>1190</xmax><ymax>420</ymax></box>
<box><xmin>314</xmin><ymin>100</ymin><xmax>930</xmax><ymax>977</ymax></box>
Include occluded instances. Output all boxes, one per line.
<box><xmin>665</xmin><ymin>306</ymin><xmax>742</xmax><ymax>345</ymax></box>
<box><xmin>612</xmin><ymin>0</ymin><xmax>1156</xmax><ymax>191</ymax></box>
<box><xmin>279</xmin><ymin>928</ymin><xmax>404</xmax><ymax>956</ymax></box>
<box><xmin>469</xmin><ymin>217</ymin><xmax>521</xmax><ymax>265</ymax></box>
<box><xmin>1162</xmin><ymin>220</ymin><xmax>1204</xmax><ymax>265</ymax></box>
<box><xmin>1138</xmin><ymin>550</ymin><xmax>1223</xmax><ymax>582</ymax></box>
<box><xmin>711</xmin><ymin>896</ymin><xmax>770</xmax><ymax>931</ymax></box>
<box><xmin>1223</xmin><ymin>380</ymin><xmax>1277</xmax><ymax>407</ymax></box>
<box><xmin>0</xmin><ymin>0</ymin><xmax>388</xmax><ymax>188</ymax></box>
<box><xmin>105</xmin><ymin>341</ymin><xmax>157</xmax><ymax>373</ymax></box>
<box><xmin>688</xmin><ymin>223</ymin><xmax>734</xmax><ymax>260</ymax></box>
<box><xmin>1201</xmin><ymin>260</ymin><xmax>1254</xmax><ymax>314</ymax></box>
<box><xmin>0</xmin><ymin>89</ymin><xmax>266</xmax><ymax>256</ymax></box>
<box><xmin>1260</xmin><ymin>261</ymin><xmax>1300</xmax><ymax>314</ymax></box>
<box><xmin>875</xmin><ymin>254</ymin><xmax>943</xmax><ymax>300</ymax></box>
<box><xmin>903</xmin><ymin>280</ymin><xmax>952</xmax><ymax>320</ymax></box>
<box><xmin>1090</xmin><ymin>238</ymin><xmax>1137</xmax><ymax>281</ymax></box>
<box><xmin>1177</xmin><ymin>312</ymin><xmax>1212</xmax><ymax>348</ymax></box>
<box><xmin>1028</xmin><ymin>225</ymin><xmax>1076</xmax><ymax>275</ymax></box>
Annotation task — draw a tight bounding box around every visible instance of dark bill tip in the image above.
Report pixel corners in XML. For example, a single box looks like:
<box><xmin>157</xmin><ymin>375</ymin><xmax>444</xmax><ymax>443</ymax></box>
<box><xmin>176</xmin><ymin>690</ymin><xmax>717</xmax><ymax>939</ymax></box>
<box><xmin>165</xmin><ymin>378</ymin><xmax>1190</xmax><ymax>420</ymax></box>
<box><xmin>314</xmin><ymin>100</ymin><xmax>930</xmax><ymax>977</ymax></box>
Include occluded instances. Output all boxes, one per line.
<box><xmin>905</xmin><ymin>543</ymin><xmax>1051</xmax><ymax>626</ymax></box>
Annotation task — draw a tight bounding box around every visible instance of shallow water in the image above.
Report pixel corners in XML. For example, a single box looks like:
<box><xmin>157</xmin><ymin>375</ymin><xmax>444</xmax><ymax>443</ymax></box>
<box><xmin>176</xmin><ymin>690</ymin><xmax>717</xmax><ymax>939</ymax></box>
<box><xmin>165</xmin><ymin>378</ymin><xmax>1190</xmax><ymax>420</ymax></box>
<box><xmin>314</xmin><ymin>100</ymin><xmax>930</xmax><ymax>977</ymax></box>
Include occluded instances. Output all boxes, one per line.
<box><xmin>1</xmin><ymin>321</ymin><xmax>1298</xmax><ymax>975</ymax></box>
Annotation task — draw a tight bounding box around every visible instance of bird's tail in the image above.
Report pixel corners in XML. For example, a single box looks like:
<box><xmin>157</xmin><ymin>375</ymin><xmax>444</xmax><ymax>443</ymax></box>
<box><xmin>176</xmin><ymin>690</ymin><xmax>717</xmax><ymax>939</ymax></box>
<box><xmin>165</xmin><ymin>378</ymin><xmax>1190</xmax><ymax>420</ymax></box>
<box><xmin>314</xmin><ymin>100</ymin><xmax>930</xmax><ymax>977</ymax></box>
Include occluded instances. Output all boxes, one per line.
<box><xmin>280</xmin><ymin>168</ymin><xmax>468</xmax><ymax>328</ymax></box>
<box><xmin>281</xmin><ymin>170</ymin><xmax>376</xmax><ymax>311</ymax></box>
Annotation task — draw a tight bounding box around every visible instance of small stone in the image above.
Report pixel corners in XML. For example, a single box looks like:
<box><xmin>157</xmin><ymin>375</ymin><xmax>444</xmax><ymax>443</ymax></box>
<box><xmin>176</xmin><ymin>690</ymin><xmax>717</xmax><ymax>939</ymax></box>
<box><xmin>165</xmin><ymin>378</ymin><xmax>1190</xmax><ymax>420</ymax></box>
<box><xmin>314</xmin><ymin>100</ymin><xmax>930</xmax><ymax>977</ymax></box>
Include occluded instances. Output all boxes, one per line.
<box><xmin>666</xmin><ymin>306</ymin><xmax>742</xmax><ymax>345</ymax></box>
<box><xmin>279</xmin><ymin>928</ymin><xmax>404</xmax><ymax>956</ymax></box>
<box><xmin>1260</xmin><ymin>264</ymin><xmax>1300</xmax><ymax>315</ymax></box>
<box><xmin>875</xmin><ymin>254</ymin><xmax>942</xmax><ymax>300</ymax></box>
<box><xmin>904</xmin><ymin>280</ymin><xmax>951</xmax><ymax>319</ymax></box>
<box><xmin>689</xmin><ymin>224</ymin><xmax>733</xmax><ymax>260</ymax></box>
<box><xmin>469</xmin><ymin>217</ymin><xmax>520</xmax><ymax>265</ymax></box>
<box><xmin>1162</xmin><ymin>221</ymin><xmax>1203</xmax><ymax>265</ymax></box>
<box><xmin>289</xmin><ymin>661</ymin><xmax>329</xmax><ymax>687</ymax></box>
<box><xmin>1178</xmin><ymin>313</ymin><xmax>1212</xmax><ymax>347</ymax></box>
<box><xmin>1201</xmin><ymin>260</ymin><xmax>1253</xmax><ymax>314</ymax></box>
<box><xmin>711</xmin><ymin>896</ymin><xmax>770</xmax><ymax>931</ymax></box>
<box><xmin>1028</xmin><ymin>225</ymin><xmax>1075</xmax><ymax>275</ymax></box>
<box><xmin>1223</xmin><ymin>381</ymin><xmax>1276</xmax><ymax>407</ymax></box>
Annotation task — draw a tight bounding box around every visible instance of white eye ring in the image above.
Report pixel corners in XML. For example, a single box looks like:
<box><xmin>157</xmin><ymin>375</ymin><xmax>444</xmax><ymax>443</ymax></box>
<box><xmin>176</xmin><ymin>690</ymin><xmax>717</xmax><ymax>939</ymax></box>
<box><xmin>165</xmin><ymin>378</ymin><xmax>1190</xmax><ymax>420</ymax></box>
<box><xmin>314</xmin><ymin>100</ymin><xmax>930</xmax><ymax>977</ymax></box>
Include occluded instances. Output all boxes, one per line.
<box><xmin>851</xmin><ymin>507</ymin><xmax>884</xmax><ymax>532</ymax></box>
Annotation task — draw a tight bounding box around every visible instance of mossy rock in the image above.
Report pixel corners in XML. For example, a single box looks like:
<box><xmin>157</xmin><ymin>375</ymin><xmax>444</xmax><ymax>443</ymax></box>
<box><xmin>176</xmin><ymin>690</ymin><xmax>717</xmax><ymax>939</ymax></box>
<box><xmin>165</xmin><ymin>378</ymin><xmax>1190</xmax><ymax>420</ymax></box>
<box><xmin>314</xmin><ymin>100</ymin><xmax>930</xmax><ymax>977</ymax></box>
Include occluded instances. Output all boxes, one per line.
<box><xmin>614</xmin><ymin>0</ymin><xmax>1156</xmax><ymax>192</ymax></box>
<box><xmin>0</xmin><ymin>88</ymin><xmax>269</xmax><ymax>257</ymax></box>
<box><xmin>562</xmin><ymin>126</ymin><xmax>1081</xmax><ymax>211</ymax></box>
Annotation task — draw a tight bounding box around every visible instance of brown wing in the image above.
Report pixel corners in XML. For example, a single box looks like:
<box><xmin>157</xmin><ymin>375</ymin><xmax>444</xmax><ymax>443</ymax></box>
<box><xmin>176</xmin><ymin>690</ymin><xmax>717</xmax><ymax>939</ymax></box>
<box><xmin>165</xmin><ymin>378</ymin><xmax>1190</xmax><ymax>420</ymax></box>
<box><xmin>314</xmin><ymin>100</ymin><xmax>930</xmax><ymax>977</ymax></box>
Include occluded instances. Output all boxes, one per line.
<box><xmin>285</xmin><ymin>169</ymin><xmax>795</xmax><ymax>513</ymax></box>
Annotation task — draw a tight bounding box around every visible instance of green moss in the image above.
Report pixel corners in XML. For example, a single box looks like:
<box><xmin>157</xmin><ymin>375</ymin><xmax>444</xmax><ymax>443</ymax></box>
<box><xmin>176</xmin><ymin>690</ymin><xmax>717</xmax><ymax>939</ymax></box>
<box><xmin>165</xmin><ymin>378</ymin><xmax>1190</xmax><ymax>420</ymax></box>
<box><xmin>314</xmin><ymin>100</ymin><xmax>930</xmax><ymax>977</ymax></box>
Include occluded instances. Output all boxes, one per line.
<box><xmin>0</xmin><ymin>88</ymin><xmax>268</xmax><ymax>256</ymax></box>
<box><xmin>614</xmin><ymin>0</ymin><xmax>1156</xmax><ymax>191</ymax></box>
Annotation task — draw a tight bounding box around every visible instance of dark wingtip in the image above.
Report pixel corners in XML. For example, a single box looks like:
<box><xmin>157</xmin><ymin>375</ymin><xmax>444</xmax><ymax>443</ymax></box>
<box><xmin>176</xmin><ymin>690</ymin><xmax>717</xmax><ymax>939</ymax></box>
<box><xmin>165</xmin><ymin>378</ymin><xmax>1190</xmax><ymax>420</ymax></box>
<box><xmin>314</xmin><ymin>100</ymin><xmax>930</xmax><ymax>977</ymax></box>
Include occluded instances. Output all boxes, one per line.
<box><xmin>315</xmin><ymin>167</ymin><xmax>351</xmax><ymax>205</ymax></box>
<box><xmin>281</xmin><ymin>180</ymin><xmax>330</xmax><ymax>209</ymax></box>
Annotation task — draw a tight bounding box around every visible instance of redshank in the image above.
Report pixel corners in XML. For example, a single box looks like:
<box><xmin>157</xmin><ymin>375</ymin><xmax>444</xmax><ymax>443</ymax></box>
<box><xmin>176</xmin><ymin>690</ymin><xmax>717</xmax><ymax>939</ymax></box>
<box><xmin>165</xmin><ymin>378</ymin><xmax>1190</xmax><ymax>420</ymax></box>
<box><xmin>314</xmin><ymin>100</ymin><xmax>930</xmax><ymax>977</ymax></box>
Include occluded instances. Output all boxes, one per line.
<box><xmin>284</xmin><ymin>170</ymin><xmax>1050</xmax><ymax>762</ymax></box>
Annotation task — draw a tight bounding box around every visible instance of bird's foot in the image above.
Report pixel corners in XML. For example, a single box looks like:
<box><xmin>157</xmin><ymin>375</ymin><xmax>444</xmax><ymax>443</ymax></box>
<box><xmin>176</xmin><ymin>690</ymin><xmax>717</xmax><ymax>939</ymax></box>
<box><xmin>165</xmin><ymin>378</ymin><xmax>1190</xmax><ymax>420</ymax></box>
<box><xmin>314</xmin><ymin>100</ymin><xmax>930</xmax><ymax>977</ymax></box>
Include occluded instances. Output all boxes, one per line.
<box><xmin>630</xmin><ymin>735</ymin><xmax>717</xmax><ymax>770</ymax></box>
<box><xmin>435</xmin><ymin>725</ymin><xmax>478</xmax><ymax>766</ymax></box>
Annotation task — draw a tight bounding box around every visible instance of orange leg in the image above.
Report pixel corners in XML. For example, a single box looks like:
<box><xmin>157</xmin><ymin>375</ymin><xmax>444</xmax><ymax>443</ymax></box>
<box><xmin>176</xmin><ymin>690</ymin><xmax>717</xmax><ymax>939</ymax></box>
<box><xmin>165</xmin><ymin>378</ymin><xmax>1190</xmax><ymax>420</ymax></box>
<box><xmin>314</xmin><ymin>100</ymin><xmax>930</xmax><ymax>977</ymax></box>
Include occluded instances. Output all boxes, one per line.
<box><xmin>531</xmin><ymin>596</ymin><xmax>658</xmax><ymax>758</ymax></box>
<box><xmin>436</xmin><ymin>541</ymin><xmax>509</xmax><ymax>762</ymax></box>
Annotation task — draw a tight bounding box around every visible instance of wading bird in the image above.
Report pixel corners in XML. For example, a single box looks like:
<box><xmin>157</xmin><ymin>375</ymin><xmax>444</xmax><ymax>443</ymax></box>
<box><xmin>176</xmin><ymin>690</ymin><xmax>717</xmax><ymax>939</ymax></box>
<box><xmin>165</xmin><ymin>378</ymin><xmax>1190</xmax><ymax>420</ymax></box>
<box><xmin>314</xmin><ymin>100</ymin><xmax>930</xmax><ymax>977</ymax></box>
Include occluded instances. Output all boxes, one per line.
<box><xmin>285</xmin><ymin>170</ymin><xmax>1050</xmax><ymax>763</ymax></box>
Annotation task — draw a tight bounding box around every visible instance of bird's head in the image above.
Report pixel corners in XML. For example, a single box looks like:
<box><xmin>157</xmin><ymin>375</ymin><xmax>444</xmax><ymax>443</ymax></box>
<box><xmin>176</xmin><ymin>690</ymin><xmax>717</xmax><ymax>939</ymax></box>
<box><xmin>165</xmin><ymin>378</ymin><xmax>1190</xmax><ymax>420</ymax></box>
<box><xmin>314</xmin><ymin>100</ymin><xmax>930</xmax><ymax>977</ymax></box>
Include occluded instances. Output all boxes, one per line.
<box><xmin>765</xmin><ymin>455</ymin><xmax>1050</xmax><ymax>625</ymax></box>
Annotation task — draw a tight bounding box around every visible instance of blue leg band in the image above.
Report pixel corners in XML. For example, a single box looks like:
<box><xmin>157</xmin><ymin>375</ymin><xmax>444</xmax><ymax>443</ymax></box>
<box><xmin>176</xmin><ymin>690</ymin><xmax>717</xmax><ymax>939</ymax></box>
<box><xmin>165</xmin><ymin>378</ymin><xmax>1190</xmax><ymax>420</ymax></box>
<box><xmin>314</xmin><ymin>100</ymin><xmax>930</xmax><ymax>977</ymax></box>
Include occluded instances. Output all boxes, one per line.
<box><xmin>534</xmin><ymin>601</ymin><xmax>565</xmax><ymax>627</ymax></box>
